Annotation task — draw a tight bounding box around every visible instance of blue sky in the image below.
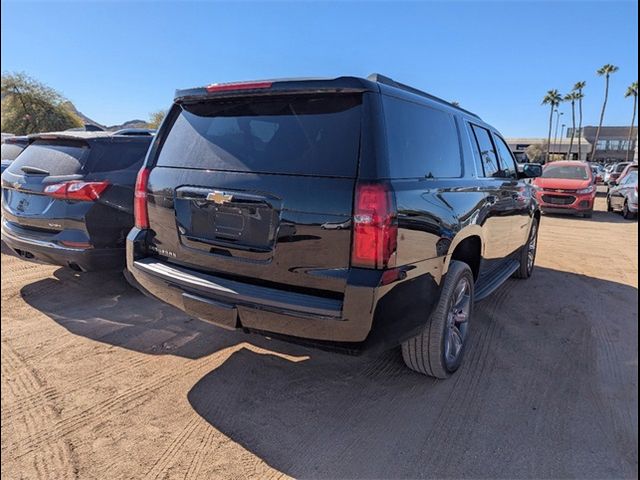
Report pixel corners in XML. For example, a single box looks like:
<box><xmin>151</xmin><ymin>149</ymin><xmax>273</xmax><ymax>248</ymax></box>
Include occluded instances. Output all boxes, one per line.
<box><xmin>1</xmin><ymin>0</ymin><xmax>638</xmax><ymax>136</ymax></box>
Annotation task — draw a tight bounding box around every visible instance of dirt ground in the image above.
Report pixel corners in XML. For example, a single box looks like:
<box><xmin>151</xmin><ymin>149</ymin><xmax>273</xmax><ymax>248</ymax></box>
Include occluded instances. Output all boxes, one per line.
<box><xmin>1</xmin><ymin>192</ymin><xmax>638</xmax><ymax>480</ymax></box>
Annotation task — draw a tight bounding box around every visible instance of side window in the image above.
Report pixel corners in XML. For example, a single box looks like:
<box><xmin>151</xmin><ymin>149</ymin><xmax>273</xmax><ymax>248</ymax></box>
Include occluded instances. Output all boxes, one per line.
<box><xmin>470</xmin><ymin>125</ymin><xmax>500</xmax><ymax>177</ymax></box>
<box><xmin>88</xmin><ymin>140</ymin><xmax>152</xmax><ymax>172</ymax></box>
<box><xmin>493</xmin><ymin>134</ymin><xmax>517</xmax><ymax>179</ymax></box>
<box><xmin>622</xmin><ymin>172</ymin><xmax>637</xmax><ymax>185</ymax></box>
<box><xmin>383</xmin><ymin>96</ymin><xmax>463</xmax><ymax>178</ymax></box>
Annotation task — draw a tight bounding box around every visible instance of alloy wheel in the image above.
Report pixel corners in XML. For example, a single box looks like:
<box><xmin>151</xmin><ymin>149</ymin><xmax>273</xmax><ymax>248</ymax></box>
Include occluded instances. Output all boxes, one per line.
<box><xmin>444</xmin><ymin>277</ymin><xmax>472</xmax><ymax>368</ymax></box>
<box><xmin>527</xmin><ymin>224</ymin><xmax>538</xmax><ymax>273</ymax></box>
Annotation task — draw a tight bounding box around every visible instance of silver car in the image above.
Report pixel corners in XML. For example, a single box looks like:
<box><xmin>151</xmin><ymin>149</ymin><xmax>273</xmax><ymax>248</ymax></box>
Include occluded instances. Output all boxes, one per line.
<box><xmin>607</xmin><ymin>170</ymin><xmax>638</xmax><ymax>219</ymax></box>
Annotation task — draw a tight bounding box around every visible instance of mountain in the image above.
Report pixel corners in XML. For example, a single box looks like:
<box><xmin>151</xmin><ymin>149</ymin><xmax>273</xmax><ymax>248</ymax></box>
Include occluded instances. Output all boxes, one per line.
<box><xmin>63</xmin><ymin>101</ymin><xmax>150</xmax><ymax>131</ymax></box>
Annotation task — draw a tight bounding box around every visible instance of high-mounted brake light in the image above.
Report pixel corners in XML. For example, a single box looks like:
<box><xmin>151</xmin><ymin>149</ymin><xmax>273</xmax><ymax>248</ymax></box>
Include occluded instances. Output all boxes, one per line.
<box><xmin>134</xmin><ymin>167</ymin><xmax>151</xmax><ymax>229</ymax></box>
<box><xmin>44</xmin><ymin>181</ymin><xmax>109</xmax><ymax>201</ymax></box>
<box><xmin>351</xmin><ymin>183</ymin><xmax>398</xmax><ymax>269</ymax></box>
<box><xmin>205</xmin><ymin>81</ymin><xmax>273</xmax><ymax>93</ymax></box>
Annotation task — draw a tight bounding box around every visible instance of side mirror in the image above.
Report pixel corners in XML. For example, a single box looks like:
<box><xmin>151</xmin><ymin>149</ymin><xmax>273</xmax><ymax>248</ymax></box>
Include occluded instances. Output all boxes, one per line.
<box><xmin>521</xmin><ymin>163</ymin><xmax>543</xmax><ymax>179</ymax></box>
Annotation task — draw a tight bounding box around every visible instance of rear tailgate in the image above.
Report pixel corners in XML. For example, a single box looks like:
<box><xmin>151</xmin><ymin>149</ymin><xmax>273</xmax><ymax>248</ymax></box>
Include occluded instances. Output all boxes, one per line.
<box><xmin>146</xmin><ymin>93</ymin><xmax>363</xmax><ymax>295</ymax></box>
<box><xmin>1</xmin><ymin>139</ymin><xmax>90</xmax><ymax>232</ymax></box>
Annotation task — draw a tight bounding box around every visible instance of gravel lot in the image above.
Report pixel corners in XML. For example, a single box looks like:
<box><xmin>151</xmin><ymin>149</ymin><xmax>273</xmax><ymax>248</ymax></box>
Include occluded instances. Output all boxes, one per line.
<box><xmin>2</xmin><ymin>192</ymin><xmax>638</xmax><ymax>480</ymax></box>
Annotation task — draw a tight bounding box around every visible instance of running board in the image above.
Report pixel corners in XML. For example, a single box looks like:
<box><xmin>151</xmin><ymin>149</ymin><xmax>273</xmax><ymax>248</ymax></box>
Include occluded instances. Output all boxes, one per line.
<box><xmin>474</xmin><ymin>259</ymin><xmax>519</xmax><ymax>302</ymax></box>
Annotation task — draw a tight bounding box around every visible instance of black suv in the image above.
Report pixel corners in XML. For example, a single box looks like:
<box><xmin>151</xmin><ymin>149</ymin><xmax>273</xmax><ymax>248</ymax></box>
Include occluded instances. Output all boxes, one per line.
<box><xmin>2</xmin><ymin>131</ymin><xmax>152</xmax><ymax>271</ymax></box>
<box><xmin>125</xmin><ymin>74</ymin><xmax>542</xmax><ymax>378</ymax></box>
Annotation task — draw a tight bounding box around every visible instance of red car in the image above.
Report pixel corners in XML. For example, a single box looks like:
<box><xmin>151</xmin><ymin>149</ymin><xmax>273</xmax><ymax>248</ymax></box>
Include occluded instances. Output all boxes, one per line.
<box><xmin>533</xmin><ymin>161</ymin><xmax>597</xmax><ymax>218</ymax></box>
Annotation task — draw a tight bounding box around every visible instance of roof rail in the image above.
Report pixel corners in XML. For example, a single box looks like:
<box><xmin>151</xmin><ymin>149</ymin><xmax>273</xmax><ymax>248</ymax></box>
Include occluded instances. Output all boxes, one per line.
<box><xmin>367</xmin><ymin>73</ymin><xmax>481</xmax><ymax>119</ymax></box>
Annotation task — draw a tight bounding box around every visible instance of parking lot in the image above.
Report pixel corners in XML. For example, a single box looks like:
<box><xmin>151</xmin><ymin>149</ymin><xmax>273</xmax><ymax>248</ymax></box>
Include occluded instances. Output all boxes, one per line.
<box><xmin>1</xmin><ymin>191</ymin><xmax>637</xmax><ymax>479</ymax></box>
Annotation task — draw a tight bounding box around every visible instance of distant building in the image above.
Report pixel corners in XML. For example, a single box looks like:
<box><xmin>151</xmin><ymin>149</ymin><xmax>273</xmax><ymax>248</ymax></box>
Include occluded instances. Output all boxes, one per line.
<box><xmin>508</xmin><ymin>125</ymin><xmax>638</xmax><ymax>163</ymax></box>
<box><xmin>568</xmin><ymin>126</ymin><xmax>637</xmax><ymax>163</ymax></box>
<box><xmin>506</xmin><ymin>137</ymin><xmax>590</xmax><ymax>162</ymax></box>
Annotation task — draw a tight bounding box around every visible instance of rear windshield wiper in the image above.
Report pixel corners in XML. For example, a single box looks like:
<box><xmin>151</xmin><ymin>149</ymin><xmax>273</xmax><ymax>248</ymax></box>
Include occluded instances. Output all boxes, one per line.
<box><xmin>20</xmin><ymin>166</ymin><xmax>50</xmax><ymax>175</ymax></box>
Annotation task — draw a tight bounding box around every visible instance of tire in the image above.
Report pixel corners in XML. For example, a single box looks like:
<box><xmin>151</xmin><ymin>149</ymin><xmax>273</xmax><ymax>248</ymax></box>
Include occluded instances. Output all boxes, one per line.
<box><xmin>582</xmin><ymin>210</ymin><xmax>593</xmax><ymax>219</ymax></box>
<box><xmin>401</xmin><ymin>261</ymin><xmax>474</xmax><ymax>378</ymax></box>
<box><xmin>513</xmin><ymin>218</ymin><xmax>539</xmax><ymax>279</ymax></box>
<box><xmin>607</xmin><ymin>196</ymin><xmax>614</xmax><ymax>212</ymax></box>
<box><xmin>623</xmin><ymin>200</ymin><xmax>636</xmax><ymax>220</ymax></box>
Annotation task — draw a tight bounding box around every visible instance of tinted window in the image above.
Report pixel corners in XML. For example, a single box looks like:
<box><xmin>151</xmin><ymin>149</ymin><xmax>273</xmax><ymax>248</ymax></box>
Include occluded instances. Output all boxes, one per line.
<box><xmin>471</xmin><ymin>125</ymin><xmax>500</xmax><ymax>177</ymax></box>
<box><xmin>622</xmin><ymin>171</ymin><xmax>637</xmax><ymax>185</ymax></box>
<box><xmin>1</xmin><ymin>143</ymin><xmax>26</xmax><ymax>161</ymax></box>
<box><xmin>383</xmin><ymin>97</ymin><xmax>462</xmax><ymax>178</ymax></box>
<box><xmin>6</xmin><ymin>140</ymin><xmax>89</xmax><ymax>176</ymax></box>
<box><xmin>493</xmin><ymin>135</ymin><xmax>517</xmax><ymax>178</ymax></box>
<box><xmin>86</xmin><ymin>139</ymin><xmax>152</xmax><ymax>172</ymax></box>
<box><xmin>156</xmin><ymin>95</ymin><xmax>362</xmax><ymax>177</ymax></box>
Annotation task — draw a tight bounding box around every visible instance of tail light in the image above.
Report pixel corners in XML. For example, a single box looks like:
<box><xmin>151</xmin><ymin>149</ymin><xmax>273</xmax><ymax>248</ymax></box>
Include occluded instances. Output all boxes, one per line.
<box><xmin>44</xmin><ymin>181</ymin><xmax>109</xmax><ymax>201</ymax></box>
<box><xmin>134</xmin><ymin>167</ymin><xmax>151</xmax><ymax>229</ymax></box>
<box><xmin>351</xmin><ymin>183</ymin><xmax>398</xmax><ymax>269</ymax></box>
<box><xmin>206</xmin><ymin>81</ymin><xmax>272</xmax><ymax>93</ymax></box>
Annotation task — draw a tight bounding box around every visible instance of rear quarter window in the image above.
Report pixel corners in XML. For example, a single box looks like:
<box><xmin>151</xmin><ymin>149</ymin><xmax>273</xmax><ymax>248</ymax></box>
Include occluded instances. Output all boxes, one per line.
<box><xmin>382</xmin><ymin>96</ymin><xmax>463</xmax><ymax>178</ymax></box>
<box><xmin>86</xmin><ymin>139</ymin><xmax>152</xmax><ymax>172</ymax></box>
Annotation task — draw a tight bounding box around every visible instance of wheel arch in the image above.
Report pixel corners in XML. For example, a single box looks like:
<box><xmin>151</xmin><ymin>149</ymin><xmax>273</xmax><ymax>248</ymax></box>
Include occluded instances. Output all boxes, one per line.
<box><xmin>444</xmin><ymin>226</ymin><xmax>484</xmax><ymax>281</ymax></box>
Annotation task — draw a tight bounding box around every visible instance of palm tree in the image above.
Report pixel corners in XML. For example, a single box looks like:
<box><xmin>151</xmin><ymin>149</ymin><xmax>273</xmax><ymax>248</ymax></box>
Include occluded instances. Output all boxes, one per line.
<box><xmin>573</xmin><ymin>81</ymin><xmax>586</xmax><ymax>160</ymax></box>
<box><xmin>590</xmin><ymin>64</ymin><xmax>620</xmax><ymax>161</ymax></box>
<box><xmin>542</xmin><ymin>90</ymin><xmax>562</xmax><ymax>163</ymax></box>
<box><xmin>564</xmin><ymin>92</ymin><xmax>578</xmax><ymax>159</ymax></box>
<box><xmin>624</xmin><ymin>81</ymin><xmax>638</xmax><ymax>162</ymax></box>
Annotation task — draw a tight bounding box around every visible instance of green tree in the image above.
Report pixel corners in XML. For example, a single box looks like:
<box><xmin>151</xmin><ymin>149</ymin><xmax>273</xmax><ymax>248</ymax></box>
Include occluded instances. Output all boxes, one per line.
<box><xmin>542</xmin><ymin>89</ymin><xmax>562</xmax><ymax>163</ymax></box>
<box><xmin>624</xmin><ymin>81</ymin><xmax>638</xmax><ymax>162</ymax></box>
<box><xmin>148</xmin><ymin>110</ymin><xmax>166</xmax><ymax>129</ymax></box>
<box><xmin>590</xmin><ymin>64</ymin><xmax>619</xmax><ymax>161</ymax></box>
<box><xmin>572</xmin><ymin>81</ymin><xmax>586</xmax><ymax>160</ymax></box>
<box><xmin>1</xmin><ymin>72</ymin><xmax>82</xmax><ymax>135</ymax></box>
<box><xmin>525</xmin><ymin>143</ymin><xmax>547</xmax><ymax>163</ymax></box>
<box><xmin>564</xmin><ymin>92</ymin><xmax>578</xmax><ymax>160</ymax></box>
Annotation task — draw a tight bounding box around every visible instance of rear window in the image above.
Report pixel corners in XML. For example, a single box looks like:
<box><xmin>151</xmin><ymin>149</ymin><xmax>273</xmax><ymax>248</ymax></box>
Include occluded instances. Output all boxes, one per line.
<box><xmin>6</xmin><ymin>140</ymin><xmax>89</xmax><ymax>176</ymax></box>
<box><xmin>1</xmin><ymin>143</ymin><xmax>26</xmax><ymax>161</ymax></box>
<box><xmin>156</xmin><ymin>95</ymin><xmax>362</xmax><ymax>177</ymax></box>
<box><xmin>383</xmin><ymin>96</ymin><xmax>463</xmax><ymax>178</ymax></box>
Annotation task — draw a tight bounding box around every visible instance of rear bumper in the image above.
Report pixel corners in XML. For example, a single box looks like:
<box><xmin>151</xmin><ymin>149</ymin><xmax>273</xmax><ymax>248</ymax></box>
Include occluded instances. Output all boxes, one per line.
<box><xmin>1</xmin><ymin>219</ymin><xmax>124</xmax><ymax>271</ymax></box>
<box><xmin>125</xmin><ymin>228</ymin><xmax>443</xmax><ymax>351</ymax></box>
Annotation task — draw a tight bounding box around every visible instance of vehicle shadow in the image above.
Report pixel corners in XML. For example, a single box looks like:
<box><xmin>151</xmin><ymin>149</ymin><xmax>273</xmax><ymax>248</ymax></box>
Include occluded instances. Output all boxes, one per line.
<box><xmin>19</xmin><ymin>268</ymin><xmax>239</xmax><ymax>359</ymax></box>
<box><xmin>542</xmin><ymin>209</ymin><xmax>635</xmax><ymax>224</ymax></box>
<box><xmin>186</xmin><ymin>267</ymin><xmax>638</xmax><ymax>479</ymax></box>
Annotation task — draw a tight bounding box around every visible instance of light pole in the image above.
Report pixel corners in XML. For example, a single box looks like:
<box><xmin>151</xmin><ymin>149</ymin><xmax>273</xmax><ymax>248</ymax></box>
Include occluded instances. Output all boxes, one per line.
<box><xmin>553</xmin><ymin>110</ymin><xmax>564</xmax><ymax>161</ymax></box>
<box><xmin>560</xmin><ymin>123</ymin><xmax>566</xmax><ymax>158</ymax></box>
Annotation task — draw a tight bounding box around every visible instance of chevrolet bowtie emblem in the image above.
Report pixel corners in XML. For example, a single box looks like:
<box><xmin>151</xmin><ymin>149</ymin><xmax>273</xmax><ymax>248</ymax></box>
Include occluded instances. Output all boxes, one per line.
<box><xmin>207</xmin><ymin>191</ymin><xmax>233</xmax><ymax>205</ymax></box>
